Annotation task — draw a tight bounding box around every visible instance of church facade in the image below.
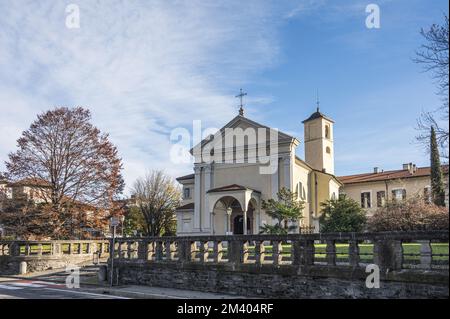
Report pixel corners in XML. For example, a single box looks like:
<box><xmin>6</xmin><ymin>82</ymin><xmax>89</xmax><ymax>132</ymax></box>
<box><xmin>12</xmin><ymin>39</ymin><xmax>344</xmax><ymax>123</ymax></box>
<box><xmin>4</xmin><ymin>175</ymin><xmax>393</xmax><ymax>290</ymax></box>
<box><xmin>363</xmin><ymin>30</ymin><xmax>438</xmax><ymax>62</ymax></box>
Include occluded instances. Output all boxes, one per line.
<box><xmin>175</xmin><ymin>108</ymin><xmax>342</xmax><ymax>236</ymax></box>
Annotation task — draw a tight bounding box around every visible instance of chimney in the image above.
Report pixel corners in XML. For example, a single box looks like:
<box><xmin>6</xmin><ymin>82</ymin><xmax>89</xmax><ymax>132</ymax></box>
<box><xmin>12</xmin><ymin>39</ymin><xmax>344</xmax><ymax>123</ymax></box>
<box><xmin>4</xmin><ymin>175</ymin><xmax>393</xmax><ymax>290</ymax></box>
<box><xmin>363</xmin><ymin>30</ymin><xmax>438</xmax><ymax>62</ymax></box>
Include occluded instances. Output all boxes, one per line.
<box><xmin>373</xmin><ymin>167</ymin><xmax>379</xmax><ymax>174</ymax></box>
<box><xmin>403</xmin><ymin>163</ymin><xmax>416</xmax><ymax>174</ymax></box>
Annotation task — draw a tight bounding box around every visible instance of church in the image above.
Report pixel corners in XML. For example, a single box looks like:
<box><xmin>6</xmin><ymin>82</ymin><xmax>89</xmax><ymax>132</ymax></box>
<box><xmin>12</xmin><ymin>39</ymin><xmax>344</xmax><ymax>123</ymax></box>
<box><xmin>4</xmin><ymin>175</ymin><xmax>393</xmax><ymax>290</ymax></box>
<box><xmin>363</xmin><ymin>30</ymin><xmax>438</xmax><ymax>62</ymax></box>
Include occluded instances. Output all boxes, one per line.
<box><xmin>175</xmin><ymin>98</ymin><xmax>341</xmax><ymax>236</ymax></box>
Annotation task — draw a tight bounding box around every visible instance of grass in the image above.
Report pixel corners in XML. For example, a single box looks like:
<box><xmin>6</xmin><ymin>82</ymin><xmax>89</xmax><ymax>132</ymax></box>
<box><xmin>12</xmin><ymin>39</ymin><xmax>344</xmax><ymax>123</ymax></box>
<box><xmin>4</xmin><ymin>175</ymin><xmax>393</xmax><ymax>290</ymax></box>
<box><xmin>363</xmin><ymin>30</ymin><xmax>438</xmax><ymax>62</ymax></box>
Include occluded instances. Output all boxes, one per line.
<box><xmin>14</xmin><ymin>241</ymin><xmax>449</xmax><ymax>263</ymax></box>
<box><xmin>201</xmin><ymin>243</ymin><xmax>449</xmax><ymax>262</ymax></box>
<box><xmin>19</xmin><ymin>244</ymin><xmax>52</xmax><ymax>254</ymax></box>
<box><xmin>313</xmin><ymin>243</ymin><xmax>375</xmax><ymax>261</ymax></box>
<box><xmin>18</xmin><ymin>242</ymin><xmax>107</xmax><ymax>255</ymax></box>
<box><xmin>274</xmin><ymin>243</ymin><xmax>449</xmax><ymax>262</ymax></box>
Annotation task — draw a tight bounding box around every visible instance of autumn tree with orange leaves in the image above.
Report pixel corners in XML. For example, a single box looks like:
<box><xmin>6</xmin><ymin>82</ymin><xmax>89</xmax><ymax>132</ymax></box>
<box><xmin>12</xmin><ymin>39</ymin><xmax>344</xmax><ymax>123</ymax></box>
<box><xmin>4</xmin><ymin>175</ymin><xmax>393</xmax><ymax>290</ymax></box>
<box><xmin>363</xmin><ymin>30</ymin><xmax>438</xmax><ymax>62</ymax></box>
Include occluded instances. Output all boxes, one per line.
<box><xmin>1</xmin><ymin>107</ymin><xmax>124</xmax><ymax>239</ymax></box>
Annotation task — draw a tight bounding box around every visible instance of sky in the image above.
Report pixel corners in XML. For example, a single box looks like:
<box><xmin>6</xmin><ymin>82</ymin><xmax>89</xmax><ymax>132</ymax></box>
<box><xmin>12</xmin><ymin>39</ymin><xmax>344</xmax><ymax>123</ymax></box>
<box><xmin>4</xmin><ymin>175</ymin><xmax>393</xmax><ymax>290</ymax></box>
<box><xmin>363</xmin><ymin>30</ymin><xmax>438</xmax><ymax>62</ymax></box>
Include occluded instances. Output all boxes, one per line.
<box><xmin>0</xmin><ymin>0</ymin><xmax>448</xmax><ymax>193</ymax></box>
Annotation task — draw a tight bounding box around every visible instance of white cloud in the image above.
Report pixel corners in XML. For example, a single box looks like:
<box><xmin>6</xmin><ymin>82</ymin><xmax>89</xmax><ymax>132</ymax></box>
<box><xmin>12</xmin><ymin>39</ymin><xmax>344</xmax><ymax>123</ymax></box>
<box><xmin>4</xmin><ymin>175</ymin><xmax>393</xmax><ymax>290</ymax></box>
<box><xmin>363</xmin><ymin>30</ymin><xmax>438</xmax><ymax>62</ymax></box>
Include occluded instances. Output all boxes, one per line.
<box><xmin>0</xmin><ymin>0</ymin><xmax>292</xmax><ymax>193</ymax></box>
<box><xmin>284</xmin><ymin>0</ymin><xmax>326</xmax><ymax>19</ymax></box>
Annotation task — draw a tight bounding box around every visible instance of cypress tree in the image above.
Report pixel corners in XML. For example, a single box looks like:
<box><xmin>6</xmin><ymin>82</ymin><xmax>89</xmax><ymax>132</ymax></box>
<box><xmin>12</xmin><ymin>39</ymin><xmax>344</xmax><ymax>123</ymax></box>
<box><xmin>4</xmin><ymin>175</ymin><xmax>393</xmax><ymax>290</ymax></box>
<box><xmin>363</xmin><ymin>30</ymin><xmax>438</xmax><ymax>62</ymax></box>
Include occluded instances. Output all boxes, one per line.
<box><xmin>430</xmin><ymin>126</ymin><xmax>446</xmax><ymax>206</ymax></box>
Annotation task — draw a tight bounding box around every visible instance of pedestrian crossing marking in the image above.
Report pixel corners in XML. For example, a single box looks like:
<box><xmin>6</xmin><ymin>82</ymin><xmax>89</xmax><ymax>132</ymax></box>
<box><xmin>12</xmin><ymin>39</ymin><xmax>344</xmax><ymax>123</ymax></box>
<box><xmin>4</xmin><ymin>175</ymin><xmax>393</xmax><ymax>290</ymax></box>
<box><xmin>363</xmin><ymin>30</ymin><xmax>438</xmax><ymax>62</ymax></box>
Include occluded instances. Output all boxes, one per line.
<box><xmin>0</xmin><ymin>284</ymin><xmax>23</xmax><ymax>290</ymax></box>
<box><xmin>0</xmin><ymin>280</ymin><xmax>65</xmax><ymax>290</ymax></box>
<box><xmin>10</xmin><ymin>282</ymin><xmax>46</xmax><ymax>288</ymax></box>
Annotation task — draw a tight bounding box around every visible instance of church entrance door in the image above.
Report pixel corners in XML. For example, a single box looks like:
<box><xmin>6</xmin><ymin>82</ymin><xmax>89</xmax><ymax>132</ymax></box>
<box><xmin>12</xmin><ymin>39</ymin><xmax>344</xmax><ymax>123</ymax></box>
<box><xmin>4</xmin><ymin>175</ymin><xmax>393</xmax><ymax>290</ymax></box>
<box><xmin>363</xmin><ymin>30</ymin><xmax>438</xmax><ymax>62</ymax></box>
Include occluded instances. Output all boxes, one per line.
<box><xmin>233</xmin><ymin>215</ymin><xmax>251</xmax><ymax>235</ymax></box>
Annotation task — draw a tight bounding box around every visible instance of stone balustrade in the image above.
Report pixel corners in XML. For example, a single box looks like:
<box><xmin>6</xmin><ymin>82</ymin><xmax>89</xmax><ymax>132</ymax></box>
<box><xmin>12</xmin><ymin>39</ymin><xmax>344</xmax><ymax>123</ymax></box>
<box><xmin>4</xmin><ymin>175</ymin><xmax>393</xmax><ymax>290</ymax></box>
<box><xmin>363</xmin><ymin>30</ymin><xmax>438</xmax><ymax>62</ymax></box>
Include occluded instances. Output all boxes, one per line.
<box><xmin>110</xmin><ymin>231</ymin><xmax>449</xmax><ymax>298</ymax></box>
<box><xmin>0</xmin><ymin>240</ymin><xmax>109</xmax><ymax>275</ymax></box>
<box><xmin>0</xmin><ymin>240</ymin><xmax>109</xmax><ymax>257</ymax></box>
<box><xmin>110</xmin><ymin>231</ymin><xmax>448</xmax><ymax>271</ymax></box>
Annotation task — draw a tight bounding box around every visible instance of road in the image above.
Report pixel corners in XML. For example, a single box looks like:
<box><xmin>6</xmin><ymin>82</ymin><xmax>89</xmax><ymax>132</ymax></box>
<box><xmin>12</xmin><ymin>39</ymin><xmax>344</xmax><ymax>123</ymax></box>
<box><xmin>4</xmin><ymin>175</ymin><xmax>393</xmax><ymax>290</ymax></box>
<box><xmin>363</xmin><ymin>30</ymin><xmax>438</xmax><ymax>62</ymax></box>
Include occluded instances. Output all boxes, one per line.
<box><xmin>0</xmin><ymin>278</ymin><xmax>128</xmax><ymax>299</ymax></box>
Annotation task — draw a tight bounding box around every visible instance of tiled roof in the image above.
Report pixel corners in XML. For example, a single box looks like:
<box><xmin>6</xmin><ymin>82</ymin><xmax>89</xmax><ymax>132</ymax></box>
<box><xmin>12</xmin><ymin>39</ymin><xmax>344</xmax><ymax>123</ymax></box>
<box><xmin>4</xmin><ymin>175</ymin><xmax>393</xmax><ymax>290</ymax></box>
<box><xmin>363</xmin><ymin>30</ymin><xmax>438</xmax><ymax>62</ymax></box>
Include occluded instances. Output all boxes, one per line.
<box><xmin>302</xmin><ymin>108</ymin><xmax>334</xmax><ymax>123</ymax></box>
<box><xmin>339</xmin><ymin>165</ymin><xmax>448</xmax><ymax>184</ymax></box>
<box><xmin>207</xmin><ymin>184</ymin><xmax>261</xmax><ymax>194</ymax></box>
<box><xmin>176</xmin><ymin>173</ymin><xmax>195</xmax><ymax>181</ymax></box>
<box><xmin>176</xmin><ymin>202</ymin><xmax>194</xmax><ymax>210</ymax></box>
<box><xmin>7</xmin><ymin>178</ymin><xmax>51</xmax><ymax>187</ymax></box>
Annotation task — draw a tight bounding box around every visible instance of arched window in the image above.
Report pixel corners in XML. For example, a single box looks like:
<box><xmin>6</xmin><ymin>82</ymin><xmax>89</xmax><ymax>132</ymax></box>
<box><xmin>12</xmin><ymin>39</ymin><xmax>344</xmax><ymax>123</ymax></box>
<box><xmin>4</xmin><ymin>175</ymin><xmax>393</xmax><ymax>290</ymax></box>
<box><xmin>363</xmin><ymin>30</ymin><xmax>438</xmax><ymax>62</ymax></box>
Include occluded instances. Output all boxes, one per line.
<box><xmin>326</xmin><ymin>146</ymin><xmax>331</xmax><ymax>154</ymax></box>
<box><xmin>325</xmin><ymin>125</ymin><xmax>330</xmax><ymax>139</ymax></box>
<box><xmin>297</xmin><ymin>182</ymin><xmax>306</xmax><ymax>200</ymax></box>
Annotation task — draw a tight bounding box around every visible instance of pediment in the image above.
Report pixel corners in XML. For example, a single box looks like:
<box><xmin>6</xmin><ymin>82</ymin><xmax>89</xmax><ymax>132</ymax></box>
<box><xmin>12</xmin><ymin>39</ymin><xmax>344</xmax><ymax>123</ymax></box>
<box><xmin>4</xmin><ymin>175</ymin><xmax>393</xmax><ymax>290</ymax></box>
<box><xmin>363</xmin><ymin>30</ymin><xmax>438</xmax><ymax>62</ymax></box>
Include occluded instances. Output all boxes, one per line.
<box><xmin>191</xmin><ymin>115</ymin><xmax>297</xmax><ymax>155</ymax></box>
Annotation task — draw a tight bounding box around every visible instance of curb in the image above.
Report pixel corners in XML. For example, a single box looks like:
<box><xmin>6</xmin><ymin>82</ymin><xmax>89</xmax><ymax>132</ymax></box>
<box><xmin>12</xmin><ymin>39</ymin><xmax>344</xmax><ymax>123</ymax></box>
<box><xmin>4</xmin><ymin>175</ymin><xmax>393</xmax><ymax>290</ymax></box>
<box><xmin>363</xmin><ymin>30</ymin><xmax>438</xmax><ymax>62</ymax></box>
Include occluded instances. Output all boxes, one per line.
<box><xmin>91</xmin><ymin>288</ymin><xmax>186</xmax><ymax>299</ymax></box>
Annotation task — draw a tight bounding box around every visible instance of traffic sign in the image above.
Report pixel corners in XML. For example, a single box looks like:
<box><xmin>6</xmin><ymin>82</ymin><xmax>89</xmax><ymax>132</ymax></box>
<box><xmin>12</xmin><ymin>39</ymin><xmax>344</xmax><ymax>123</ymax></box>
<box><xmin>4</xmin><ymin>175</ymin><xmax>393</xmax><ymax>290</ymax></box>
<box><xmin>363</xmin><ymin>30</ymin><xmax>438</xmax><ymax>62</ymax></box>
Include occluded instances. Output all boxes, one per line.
<box><xmin>110</xmin><ymin>217</ymin><xmax>120</xmax><ymax>227</ymax></box>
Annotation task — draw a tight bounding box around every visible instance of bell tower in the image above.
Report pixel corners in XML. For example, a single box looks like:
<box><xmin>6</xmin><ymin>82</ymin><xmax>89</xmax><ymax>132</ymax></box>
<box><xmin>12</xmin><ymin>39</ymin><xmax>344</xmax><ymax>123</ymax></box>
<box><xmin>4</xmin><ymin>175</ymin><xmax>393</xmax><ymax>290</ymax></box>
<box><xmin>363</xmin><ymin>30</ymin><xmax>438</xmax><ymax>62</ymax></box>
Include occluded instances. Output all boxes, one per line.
<box><xmin>303</xmin><ymin>107</ymin><xmax>335</xmax><ymax>174</ymax></box>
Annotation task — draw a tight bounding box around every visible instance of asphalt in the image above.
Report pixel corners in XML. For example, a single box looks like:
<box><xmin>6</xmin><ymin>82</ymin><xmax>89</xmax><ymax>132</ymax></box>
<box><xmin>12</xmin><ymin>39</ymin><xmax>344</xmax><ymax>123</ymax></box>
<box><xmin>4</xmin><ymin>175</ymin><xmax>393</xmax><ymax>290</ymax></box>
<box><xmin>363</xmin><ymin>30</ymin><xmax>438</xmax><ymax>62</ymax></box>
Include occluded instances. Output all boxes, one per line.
<box><xmin>0</xmin><ymin>278</ymin><xmax>128</xmax><ymax>299</ymax></box>
<box><xmin>0</xmin><ymin>264</ymin><xmax>246</xmax><ymax>299</ymax></box>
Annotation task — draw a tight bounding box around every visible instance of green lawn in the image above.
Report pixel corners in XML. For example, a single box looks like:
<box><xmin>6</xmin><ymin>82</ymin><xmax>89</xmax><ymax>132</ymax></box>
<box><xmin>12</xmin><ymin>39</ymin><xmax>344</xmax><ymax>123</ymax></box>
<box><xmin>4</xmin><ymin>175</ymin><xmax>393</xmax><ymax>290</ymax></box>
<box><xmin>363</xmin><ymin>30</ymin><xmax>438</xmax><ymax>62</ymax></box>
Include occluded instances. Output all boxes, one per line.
<box><xmin>19</xmin><ymin>244</ymin><xmax>52</xmax><ymax>254</ymax></box>
<box><xmin>228</xmin><ymin>243</ymin><xmax>449</xmax><ymax>262</ymax></box>
<box><xmin>261</xmin><ymin>243</ymin><xmax>448</xmax><ymax>262</ymax></box>
<box><xmin>15</xmin><ymin>241</ymin><xmax>449</xmax><ymax>263</ymax></box>
<box><xmin>18</xmin><ymin>243</ymin><xmax>103</xmax><ymax>254</ymax></box>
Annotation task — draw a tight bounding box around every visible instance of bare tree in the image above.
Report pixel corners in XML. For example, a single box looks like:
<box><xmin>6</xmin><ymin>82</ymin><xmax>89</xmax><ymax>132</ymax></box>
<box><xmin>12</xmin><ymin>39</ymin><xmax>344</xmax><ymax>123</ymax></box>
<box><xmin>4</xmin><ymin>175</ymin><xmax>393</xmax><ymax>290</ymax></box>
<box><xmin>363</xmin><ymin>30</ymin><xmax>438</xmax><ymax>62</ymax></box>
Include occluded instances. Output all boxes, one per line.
<box><xmin>414</xmin><ymin>15</ymin><xmax>449</xmax><ymax>159</ymax></box>
<box><xmin>3</xmin><ymin>107</ymin><xmax>124</xmax><ymax>238</ymax></box>
<box><xmin>415</xmin><ymin>15</ymin><xmax>449</xmax><ymax>96</ymax></box>
<box><xmin>132</xmin><ymin>170</ymin><xmax>181</xmax><ymax>237</ymax></box>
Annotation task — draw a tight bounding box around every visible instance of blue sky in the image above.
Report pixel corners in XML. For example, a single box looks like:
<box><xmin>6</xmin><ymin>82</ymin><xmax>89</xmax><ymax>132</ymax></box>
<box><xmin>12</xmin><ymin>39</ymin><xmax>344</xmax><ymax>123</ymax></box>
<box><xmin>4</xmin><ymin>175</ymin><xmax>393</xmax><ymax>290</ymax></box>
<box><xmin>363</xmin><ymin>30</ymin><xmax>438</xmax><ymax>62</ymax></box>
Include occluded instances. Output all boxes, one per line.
<box><xmin>0</xmin><ymin>0</ymin><xmax>448</xmax><ymax>191</ymax></box>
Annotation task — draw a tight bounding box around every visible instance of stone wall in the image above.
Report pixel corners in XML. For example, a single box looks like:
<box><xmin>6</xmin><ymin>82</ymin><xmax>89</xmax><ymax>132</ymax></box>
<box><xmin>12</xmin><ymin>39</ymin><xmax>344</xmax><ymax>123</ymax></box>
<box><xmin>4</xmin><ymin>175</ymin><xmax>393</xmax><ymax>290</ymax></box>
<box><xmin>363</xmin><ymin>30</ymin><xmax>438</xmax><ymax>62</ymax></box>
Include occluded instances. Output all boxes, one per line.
<box><xmin>114</xmin><ymin>261</ymin><xmax>448</xmax><ymax>299</ymax></box>
<box><xmin>109</xmin><ymin>231</ymin><xmax>449</xmax><ymax>299</ymax></box>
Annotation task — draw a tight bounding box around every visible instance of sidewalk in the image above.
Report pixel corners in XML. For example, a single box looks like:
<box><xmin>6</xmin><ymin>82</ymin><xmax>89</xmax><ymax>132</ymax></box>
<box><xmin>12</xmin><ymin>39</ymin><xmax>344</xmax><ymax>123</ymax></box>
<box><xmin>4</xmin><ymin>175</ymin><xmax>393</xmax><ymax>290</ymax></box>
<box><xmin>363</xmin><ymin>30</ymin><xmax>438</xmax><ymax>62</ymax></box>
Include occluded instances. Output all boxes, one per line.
<box><xmin>1</xmin><ymin>266</ymin><xmax>248</xmax><ymax>299</ymax></box>
<box><xmin>89</xmin><ymin>285</ymin><xmax>247</xmax><ymax>299</ymax></box>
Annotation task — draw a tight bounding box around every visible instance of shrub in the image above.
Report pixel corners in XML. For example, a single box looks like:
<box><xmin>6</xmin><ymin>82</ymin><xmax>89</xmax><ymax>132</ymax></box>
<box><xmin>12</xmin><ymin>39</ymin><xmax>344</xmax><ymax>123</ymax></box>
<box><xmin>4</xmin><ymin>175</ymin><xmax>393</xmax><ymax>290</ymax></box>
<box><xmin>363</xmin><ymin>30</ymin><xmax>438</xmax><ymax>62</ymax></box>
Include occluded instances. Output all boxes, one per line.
<box><xmin>367</xmin><ymin>197</ymin><xmax>449</xmax><ymax>232</ymax></box>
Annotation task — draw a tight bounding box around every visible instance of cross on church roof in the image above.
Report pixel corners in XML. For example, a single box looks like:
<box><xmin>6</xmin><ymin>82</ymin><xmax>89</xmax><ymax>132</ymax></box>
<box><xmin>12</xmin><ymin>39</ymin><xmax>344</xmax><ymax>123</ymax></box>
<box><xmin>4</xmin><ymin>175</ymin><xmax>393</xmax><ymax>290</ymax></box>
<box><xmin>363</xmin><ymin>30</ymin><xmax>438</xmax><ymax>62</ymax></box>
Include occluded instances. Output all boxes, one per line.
<box><xmin>235</xmin><ymin>88</ymin><xmax>247</xmax><ymax>116</ymax></box>
<box><xmin>316</xmin><ymin>89</ymin><xmax>320</xmax><ymax>112</ymax></box>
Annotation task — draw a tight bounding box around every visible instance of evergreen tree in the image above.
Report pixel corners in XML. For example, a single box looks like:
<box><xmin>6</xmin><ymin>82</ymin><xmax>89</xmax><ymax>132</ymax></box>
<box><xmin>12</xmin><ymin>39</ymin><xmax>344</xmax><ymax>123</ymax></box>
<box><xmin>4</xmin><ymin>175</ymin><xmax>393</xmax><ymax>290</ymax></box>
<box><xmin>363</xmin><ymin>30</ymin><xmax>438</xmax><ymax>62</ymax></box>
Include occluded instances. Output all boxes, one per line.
<box><xmin>430</xmin><ymin>126</ymin><xmax>446</xmax><ymax>206</ymax></box>
<box><xmin>319</xmin><ymin>195</ymin><xmax>366</xmax><ymax>233</ymax></box>
<box><xmin>260</xmin><ymin>188</ymin><xmax>304</xmax><ymax>235</ymax></box>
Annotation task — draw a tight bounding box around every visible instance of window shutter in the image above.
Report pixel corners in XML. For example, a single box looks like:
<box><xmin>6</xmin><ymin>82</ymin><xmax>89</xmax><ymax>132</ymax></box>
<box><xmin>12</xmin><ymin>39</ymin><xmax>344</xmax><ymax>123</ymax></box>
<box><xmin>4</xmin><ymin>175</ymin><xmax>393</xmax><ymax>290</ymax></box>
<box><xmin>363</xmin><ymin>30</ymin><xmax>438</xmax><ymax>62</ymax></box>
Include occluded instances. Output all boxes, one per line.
<box><xmin>402</xmin><ymin>189</ymin><xmax>406</xmax><ymax>200</ymax></box>
<box><xmin>424</xmin><ymin>187</ymin><xmax>431</xmax><ymax>203</ymax></box>
<box><xmin>377</xmin><ymin>191</ymin><xmax>386</xmax><ymax>207</ymax></box>
<box><xmin>361</xmin><ymin>193</ymin><xmax>365</xmax><ymax>207</ymax></box>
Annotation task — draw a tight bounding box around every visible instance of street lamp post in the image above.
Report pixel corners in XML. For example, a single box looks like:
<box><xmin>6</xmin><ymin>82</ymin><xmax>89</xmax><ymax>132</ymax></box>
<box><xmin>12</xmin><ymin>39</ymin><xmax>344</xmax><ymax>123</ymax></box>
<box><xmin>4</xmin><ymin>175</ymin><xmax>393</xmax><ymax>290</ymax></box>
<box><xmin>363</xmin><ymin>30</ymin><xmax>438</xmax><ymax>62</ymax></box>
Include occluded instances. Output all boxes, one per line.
<box><xmin>120</xmin><ymin>215</ymin><xmax>125</xmax><ymax>237</ymax></box>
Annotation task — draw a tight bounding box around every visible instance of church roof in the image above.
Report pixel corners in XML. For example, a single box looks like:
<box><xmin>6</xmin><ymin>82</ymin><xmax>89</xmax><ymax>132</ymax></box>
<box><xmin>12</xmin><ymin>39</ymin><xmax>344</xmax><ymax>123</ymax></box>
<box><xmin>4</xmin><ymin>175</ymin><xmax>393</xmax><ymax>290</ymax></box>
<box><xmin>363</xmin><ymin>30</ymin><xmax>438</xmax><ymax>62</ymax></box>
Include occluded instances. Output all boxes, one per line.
<box><xmin>295</xmin><ymin>156</ymin><xmax>313</xmax><ymax>170</ymax></box>
<box><xmin>294</xmin><ymin>156</ymin><xmax>343</xmax><ymax>186</ymax></box>
<box><xmin>207</xmin><ymin>184</ymin><xmax>261</xmax><ymax>194</ymax></box>
<box><xmin>302</xmin><ymin>108</ymin><xmax>334</xmax><ymax>123</ymax></box>
<box><xmin>190</xmin><ymin>115</ymin><xmax>298</xmax><ymax>154</ymax></box>
<box><xmin>338</xmin><ymin>165</ymin><xmax>448</xmax><ymax>184</ymax></box>
<box><xmin>225</xmin><ymin>115</ymin><xmax>296</xmax><ymax>140</ymax></box>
